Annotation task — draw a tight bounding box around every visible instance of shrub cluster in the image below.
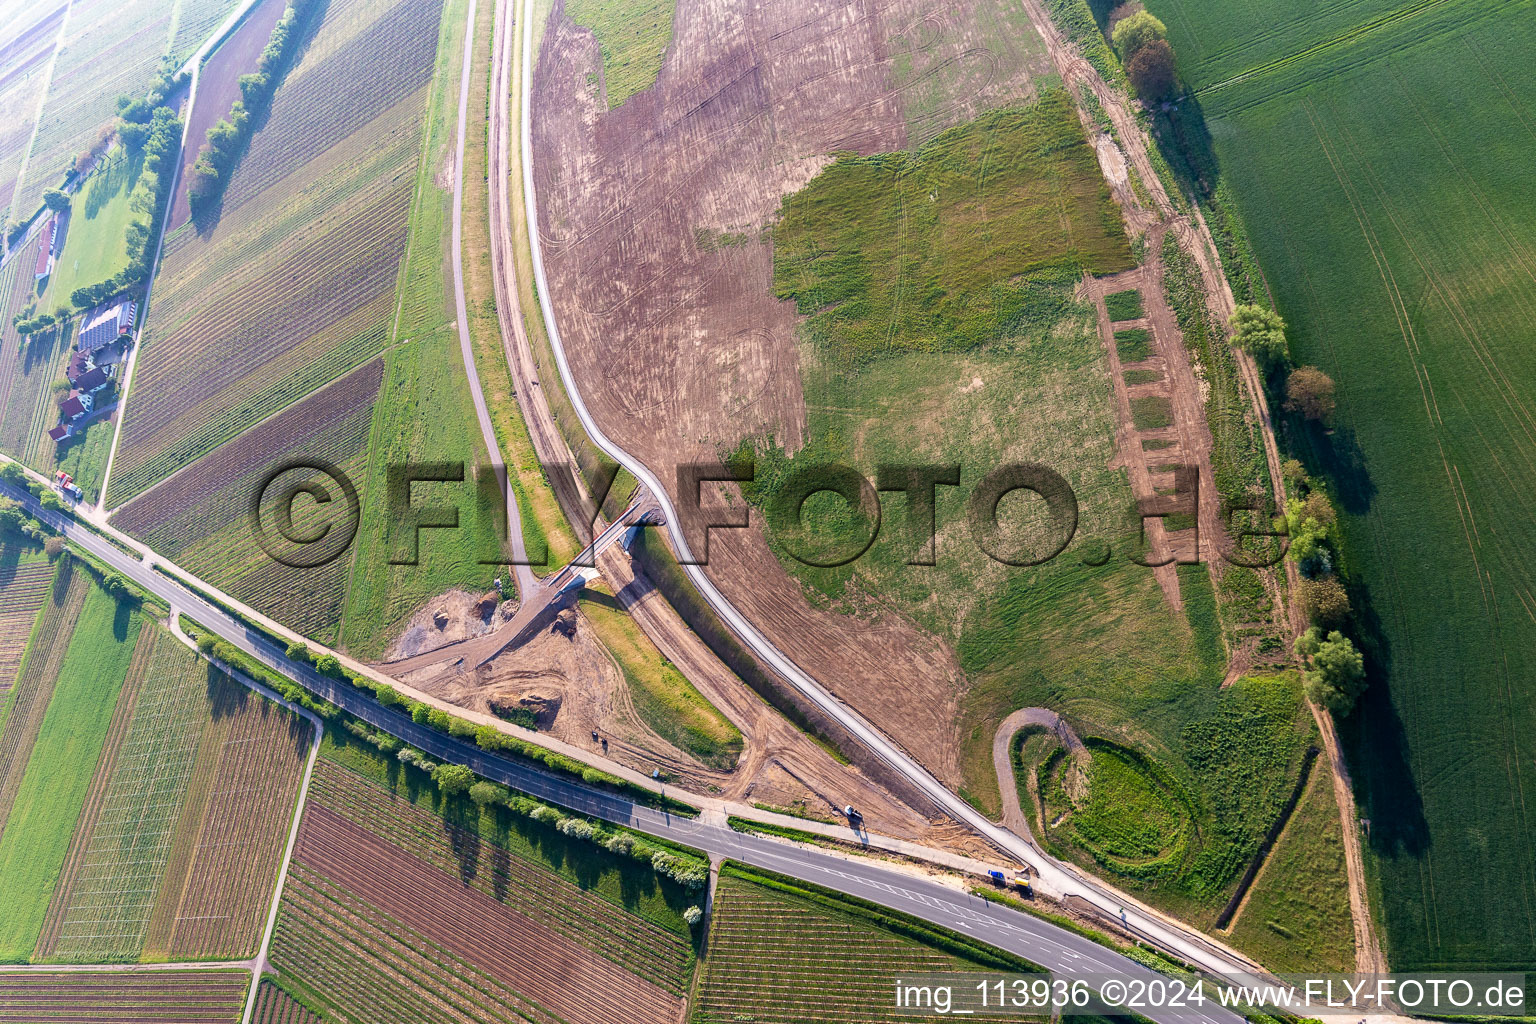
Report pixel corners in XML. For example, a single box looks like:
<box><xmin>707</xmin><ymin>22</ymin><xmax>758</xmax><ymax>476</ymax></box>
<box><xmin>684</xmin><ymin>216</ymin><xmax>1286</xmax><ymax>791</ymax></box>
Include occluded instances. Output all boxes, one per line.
<box><xmin>1109</xmin><ymin>10</ymin><xmax>1180</xmax><ymax>101</ymax></box>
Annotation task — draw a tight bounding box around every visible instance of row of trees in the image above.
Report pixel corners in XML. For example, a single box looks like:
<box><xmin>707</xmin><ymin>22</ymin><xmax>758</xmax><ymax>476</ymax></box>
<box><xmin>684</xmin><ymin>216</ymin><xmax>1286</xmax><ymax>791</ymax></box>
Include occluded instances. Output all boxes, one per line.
<box><xmin>188</xmin><ymin>2</ymin><xmax>310</xmax><ymax>217</ymax></box>
<box><xmin>1225</xmin><ymin>305</ymin><xmax>1367</xmax><ymax>713</ymax></box>
<box><xmin>1111</xmin><ymin>10</ymin><xmax>1180</xmax><ymax>101</ymax></box>
<box><xmin>1229</xmin><ymin>303</ymin><xmax>1339</xmax><ymax>425</ymax></box>
<box><xmin>342</xmin><ymin>714</ymin><xmax>709</xmax><ymax>901</ymax></box>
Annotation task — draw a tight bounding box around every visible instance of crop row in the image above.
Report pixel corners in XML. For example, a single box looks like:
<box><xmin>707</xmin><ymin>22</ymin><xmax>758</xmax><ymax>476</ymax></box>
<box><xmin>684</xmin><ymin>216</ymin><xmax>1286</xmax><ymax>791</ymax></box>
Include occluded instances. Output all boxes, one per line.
<box><xmin>111</xmin><ymin>188</ymin><xmax>407</xmax><ymax>497</ymax></box>
<box><xmin>32</xmin><ymin>623</ymin><xmax>161</xmax><ymax>961</ymax></box>
<box><xmin>0</xmin><ymin>562</ymin><xmax>55</xmax><ymax>694</ymax></box>
<box><xmin>272</xmin><ymin>865</ymin><xmax>566</xmax><ymax>1024</ymax></box>
<box><xmin>251</xmin><ymin>980</ymin><xmax>321</xmax><ymax>1024</ymax></box>
<box><xmin>0</xmin><ymin>970</ymin><xmax>247</xmax><ymax>1023</ymax></box>
<box><xmin>154</xmin><ymin>675</ymin><xmax>308</xmax><ymax>959</ymax></box>
<box><xmin>221</xmin><ymin>0</ymin><xmax>443</xmax><ymax>213</ymax></box>
<box><xmin>118</xmin><ymin>357</ymin><xmax>384</xmax><ymax>539</ymax></box>
<box><xmin>308</xmin><ymin>760</ymin><xmax>692</xmax><ymax>991</ymax></box>
<box><xmin>696</xmin><ymin>878</ymin><xmax>986</xmax><ymax>1024</ymax></box>
<box><xmin>294</xmin><ymin>803</ymin><xmax>682</xmax><ymax>1024</ymax></box>
<box><xmin>37</xmin><ymin>633</ymin><xmax>214</xmax><ymax>960</ymax></box>
<box><xmin>13</xmin><ymin>1</ymin><xmax>167</xmax><ymax>216</ymax></box>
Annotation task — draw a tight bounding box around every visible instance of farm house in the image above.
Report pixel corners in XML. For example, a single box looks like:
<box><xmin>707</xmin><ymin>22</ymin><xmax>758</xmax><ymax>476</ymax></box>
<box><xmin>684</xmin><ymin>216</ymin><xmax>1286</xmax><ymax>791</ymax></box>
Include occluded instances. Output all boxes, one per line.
<box><xmin>77</xmin><ymin>295</ymin><xmax>136</xmax><ymax>355</ymax></box>
<box><xmin>59</xmin><ymin>390</ymin><xmax>93</xmax><ymax>421</ymax></box>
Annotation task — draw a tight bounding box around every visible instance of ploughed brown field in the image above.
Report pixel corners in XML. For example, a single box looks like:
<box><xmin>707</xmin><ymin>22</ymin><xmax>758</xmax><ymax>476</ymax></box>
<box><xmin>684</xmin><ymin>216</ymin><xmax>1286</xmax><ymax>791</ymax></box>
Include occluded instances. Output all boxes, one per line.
<box><xmin>268</xmin><ymin>759</ymin><xmax>690</xmax><ymax>1024</ymax></box>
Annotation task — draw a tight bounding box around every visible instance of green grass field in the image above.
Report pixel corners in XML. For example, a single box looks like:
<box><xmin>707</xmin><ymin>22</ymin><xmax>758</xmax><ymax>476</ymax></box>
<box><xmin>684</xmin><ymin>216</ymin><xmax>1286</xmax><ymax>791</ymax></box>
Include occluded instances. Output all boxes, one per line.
<box><xmin>43</xmin><ymin>146</ymin><xmax>140</xmax><ymax>303</ymax></box>
<box><xmin>563</xmin><ymin>0</ymin><xmax>674</xmax><ymax>108</ymax></box>
<box><xmin>1228</xmin><ymin>769</ymin><xmax>1354</xmax><ymax>972</ymax></box>
<box><xmin>36</xmin><ymin>630</ymin><xmax>215</xmax><ymax>962</ymax></box>
<box><xmin>1143</xmin><ymin>0</ymin><xmax>1536</xmax><ymax>970</ymax></box>
<box><xmin>773</xmin><ymin>93</ymin><xmax>1130</xmax><ymax>368</ymax></box>
<box><xmin>1130</xmin><ymin>395</ymin><xmax>1173</xmax><ymax>430</ymax></box>
<box><xmin>579</xmin><ymin>586</ymin><xmax>742</xmax><ymax>769</ymax></box>
<box><xmin>0</xmin><ymin>583</ymin><xmax>141</xmax><ymax>961</ymax></box>
<box><xmin>1017</xmin><ymin>671</ymin><xmax>1314</xmax><ymax>926</ymax></box>
<box><xmin>1114</xmin><ymin>327</ymin><xmax>1151</xmax><ymax>362</ymax></box>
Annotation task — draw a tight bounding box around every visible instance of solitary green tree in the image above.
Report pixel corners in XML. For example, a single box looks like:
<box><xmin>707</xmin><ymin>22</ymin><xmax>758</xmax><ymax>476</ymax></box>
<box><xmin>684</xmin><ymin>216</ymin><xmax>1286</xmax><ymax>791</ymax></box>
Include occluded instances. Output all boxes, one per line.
<box><xmin>1295</xmin><ymin>628</ymin><xmax>1366</xmax><ymax>714</ymax></box>
<box><xmin>42</xmin><ymin>188</ymin><xmax>71</xmax><ymax>212</ymax></box>
<box><xmin>1229</xmin><ymin>304</ymin><xmax>1289</xmax><ymax>365</ymax></box>
<box><xmin>1112</xmin><ymin>10</ymin><xmax>1167</xmax><ymax>58</ymax></box>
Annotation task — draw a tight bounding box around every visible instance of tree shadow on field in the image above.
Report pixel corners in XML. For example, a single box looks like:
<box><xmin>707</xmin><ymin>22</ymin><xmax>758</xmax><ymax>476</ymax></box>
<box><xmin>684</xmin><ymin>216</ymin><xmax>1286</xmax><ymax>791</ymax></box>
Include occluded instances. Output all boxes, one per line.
<box><xmin>1297</xmin><ymin>419</ymin><xmax>1376</xmax><ymax>516</ymax></box>
<box><xmin>440</xmin><ymin>795</ymin><xmax>482</xmax><ymax>885</ymax></box>
<box><xmin>1336</xmin><ymin>578</ymin><xmax>1429</xmax><ymax>861</ymax></box>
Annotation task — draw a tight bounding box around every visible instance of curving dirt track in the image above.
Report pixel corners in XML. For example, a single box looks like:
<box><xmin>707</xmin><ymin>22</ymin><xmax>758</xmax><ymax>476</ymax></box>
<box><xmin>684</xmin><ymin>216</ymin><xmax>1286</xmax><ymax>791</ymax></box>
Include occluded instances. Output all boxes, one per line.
<box><xmin>528</xmin><ymin>0</ymin><xmax>1055</xmax><ymax>786</ymax></box>
<box><xmin>991</xmin><ymin>707</ymin><xmax>1083</xmax><ymax>844</ymax></box>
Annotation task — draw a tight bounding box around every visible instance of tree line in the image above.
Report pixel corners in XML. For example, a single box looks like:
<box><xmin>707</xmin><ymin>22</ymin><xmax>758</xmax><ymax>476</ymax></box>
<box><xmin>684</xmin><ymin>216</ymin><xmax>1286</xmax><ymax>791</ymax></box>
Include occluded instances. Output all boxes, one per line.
<box><xmin>188</xmin><ymin>1</ymin><xmax>314</xmax><ymax>218</ymax></box>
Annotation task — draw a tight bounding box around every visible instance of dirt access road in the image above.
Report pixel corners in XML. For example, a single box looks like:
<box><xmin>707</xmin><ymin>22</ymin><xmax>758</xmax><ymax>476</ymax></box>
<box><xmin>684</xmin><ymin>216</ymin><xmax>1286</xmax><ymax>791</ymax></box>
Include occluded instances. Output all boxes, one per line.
<box><xmin>1012</xmin><ymin>0</ymin><xmax>1382</xmax><ymax>972</ymax></box>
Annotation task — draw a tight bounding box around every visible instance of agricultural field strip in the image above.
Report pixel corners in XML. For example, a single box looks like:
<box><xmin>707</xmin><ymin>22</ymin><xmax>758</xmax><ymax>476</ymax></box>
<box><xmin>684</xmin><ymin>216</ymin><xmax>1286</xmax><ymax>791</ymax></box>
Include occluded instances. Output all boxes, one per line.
<box><xmin>274</xmin><ymin>865</ymin><xmax>567</xmax><ymax>1024</ymax></box>
<box><xmin>111</xmin><ymin>196</ymin><xmax>407</xmax><ymax>499</ymax></box>
<box><xmin>114</xmin><ymin>359</ymin><xmax>382</xmax><ymax>638</ymax></box>
<box><xmin>46</xmin><ymin>637</ymin><xmax>212</xmax><ymax>957</ymax></box>
<box><xmin>0</xmin><ymin>970</ymin><xmax>248</xmax><ymax>1023</ymax></box>
<box><xmin>0</xmin><ymin>568</ymin><xmax>87</xmax><ymax>834</ymax></box>
<box><xmin>219</xmin><ymin>0</ymin><xmax>442</xmax><ymax>212</ymax></box>
<box><xmin>308</xmin><ymin>761</ymin><xmax>689</xmax><ymax>988</ymax></box>
<box><xmin>697</xmin><ymin>878</ymin><xmax>995</xmax><ymax>1023</ymax></box>
<box><xmin>0</xmin><ymin>562</ymin><xmax>53</xmax><ymax>693</ymax></box>
<box><xmin>293</xmin><ymin>804</ymin><xmax>682</xmax><ymax>1024</ymax></box>
<box><xmin>12</xmin><ymin>0</ymin><xmax>167</xmax><ymax>216</ymax></box>
<box><xmin>116</xmin><ymin>359</ymin><xmax>385</xmax><ymax>540</ymax></box>
<box><xmin>251</xmin><ymin>981</ymin><xmax>320</xmax><ymax>1024</ymax></box>
<box><xmin>109</xmin><ymin>0</ymin><xmax>445</xmax><ymax>503</ymax></box>
<box><xmin>33</xmin><ymin>624</ymin><xmax>160</xmax><ymax>960</ymax></box>
<box><xmin>164</xmin><ymin>693</ymin><xmax>307</xmax><ymax>958</ymax></box>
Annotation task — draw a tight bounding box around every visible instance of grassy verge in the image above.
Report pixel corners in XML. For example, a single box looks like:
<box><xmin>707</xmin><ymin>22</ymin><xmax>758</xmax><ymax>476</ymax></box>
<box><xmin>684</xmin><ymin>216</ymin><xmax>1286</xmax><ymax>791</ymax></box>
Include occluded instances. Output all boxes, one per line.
<box><xmin>0</xmin><ymin>584</ymin><xmax>141</xmax><ymax>960</ymax></box>
<box><xmin>42</xmin><ymin>146</ymin><xmax>140</xmax><ymax>304</ymax></box>
<box><xmin>338</xmin><ymin>0</ymin><xmax>504</xmax><ymax>656</ymax></box>
<box><xmin>578</xmin><ymin>585</ymin><xmax>741</xmax><ymax>769</ymax></box>
<box><xmin>1227</xmin><ymin>769</ymin><xmax>1353</xmax><ymax>971</ymax></box>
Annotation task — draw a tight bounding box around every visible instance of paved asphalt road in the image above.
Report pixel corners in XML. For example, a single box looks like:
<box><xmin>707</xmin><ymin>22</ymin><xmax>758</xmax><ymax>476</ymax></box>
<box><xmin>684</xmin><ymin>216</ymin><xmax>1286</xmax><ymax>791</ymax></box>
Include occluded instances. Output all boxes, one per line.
<box><xmin>2</xmin><ymin>480</ymin><xmax>1242</xmax><ymax>1024</ymax></box>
